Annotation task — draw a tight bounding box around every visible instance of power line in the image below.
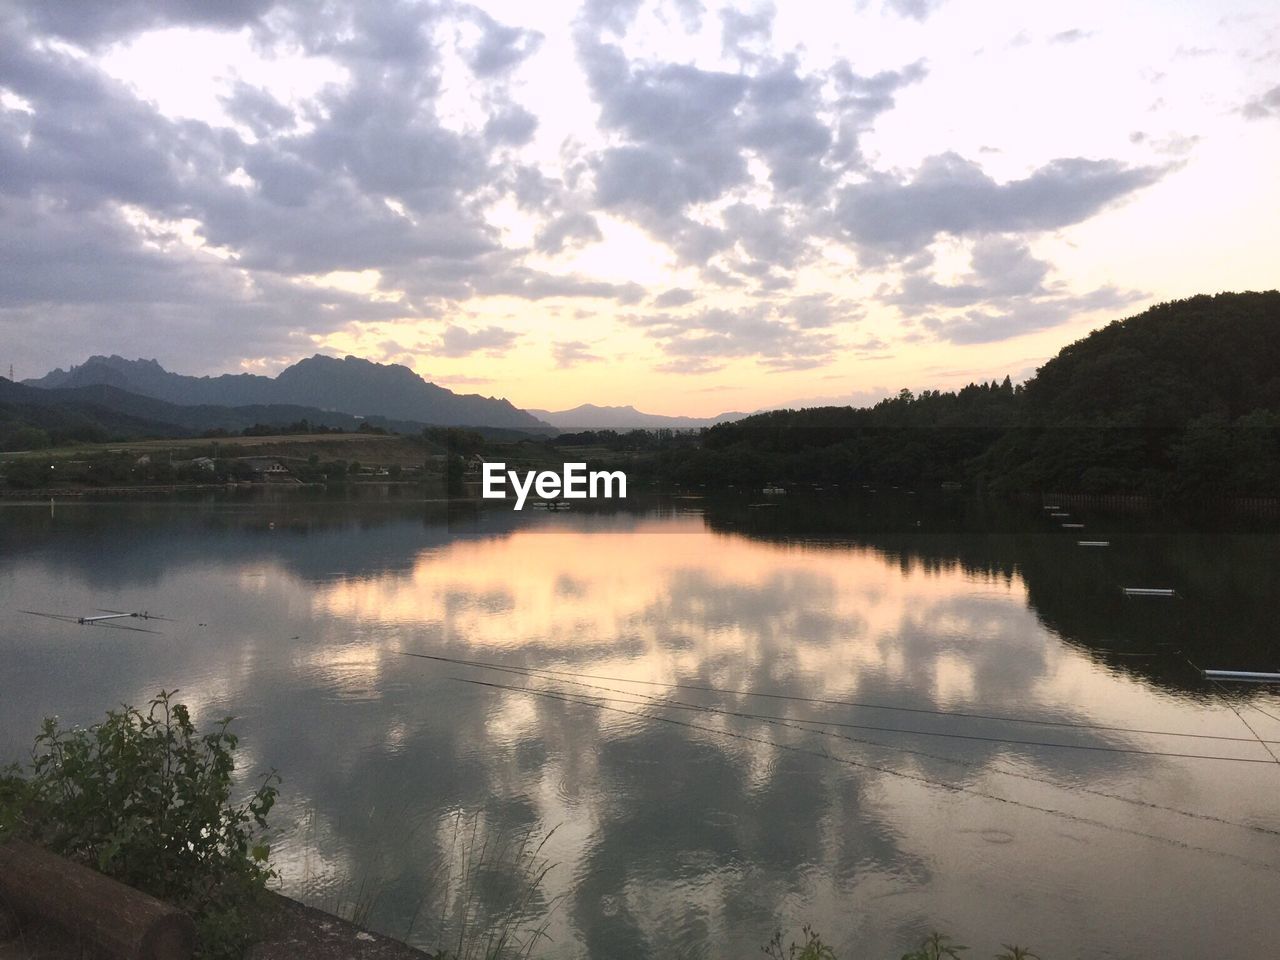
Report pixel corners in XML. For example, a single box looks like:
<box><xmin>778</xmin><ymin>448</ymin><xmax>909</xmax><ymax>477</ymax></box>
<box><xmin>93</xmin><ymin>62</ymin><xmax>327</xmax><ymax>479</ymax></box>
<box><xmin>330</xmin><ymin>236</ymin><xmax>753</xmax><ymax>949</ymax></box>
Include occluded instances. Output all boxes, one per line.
<box><xmin>1180</xmin><ymin>652</ymin><xmax>1280</xmax><ymax>766</ymax></box>
<box><xmin>449</xmin><ymin>675</ymin><xmax>1280</xmax><ymax>875</ymax></box>
<box><xmin>397</xmin><ymin>651</ymin><xmax>1280</xmax><ymax>746</ymax></box>
<box><xmin>398</xmin><ymin>651</ymin><xmax>1280</xmax><ymax>838</ymax></box>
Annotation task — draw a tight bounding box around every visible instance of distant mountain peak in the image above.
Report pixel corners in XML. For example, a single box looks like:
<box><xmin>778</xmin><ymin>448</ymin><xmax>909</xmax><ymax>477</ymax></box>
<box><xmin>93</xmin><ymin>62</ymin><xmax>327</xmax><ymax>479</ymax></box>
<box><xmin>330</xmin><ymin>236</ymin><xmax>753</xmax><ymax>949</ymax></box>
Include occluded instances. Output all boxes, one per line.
<box><xmin>526</xmin><ymin>403</ymin><xmax>745</xmax><ymax>431</ymax></box>
<box><xmin>26</xmin><ymin>354</ymin><xmax>548</xmax><ymax>429</ymax></box>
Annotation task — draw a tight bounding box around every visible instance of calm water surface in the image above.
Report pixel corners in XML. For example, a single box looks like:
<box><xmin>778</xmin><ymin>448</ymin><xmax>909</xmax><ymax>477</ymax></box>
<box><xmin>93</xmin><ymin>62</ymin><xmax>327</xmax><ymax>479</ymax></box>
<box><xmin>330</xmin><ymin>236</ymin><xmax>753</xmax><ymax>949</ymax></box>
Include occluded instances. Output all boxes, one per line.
<box><xmin>2</xmin><ymin>491</ymin><xmax>1278</xmax><ymax>959</ymax></box>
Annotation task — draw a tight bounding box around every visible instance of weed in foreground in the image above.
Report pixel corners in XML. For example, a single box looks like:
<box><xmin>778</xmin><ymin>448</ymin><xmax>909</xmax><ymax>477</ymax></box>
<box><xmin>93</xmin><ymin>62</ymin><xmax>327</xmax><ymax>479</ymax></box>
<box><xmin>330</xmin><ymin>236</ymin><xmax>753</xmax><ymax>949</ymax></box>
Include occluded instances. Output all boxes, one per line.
<box><xmin>762</xmin><ymin>929</ymin><xmax>1040</xmax><ymax>960</ymax></box>
<box><xmin>410</xmin><ymin>811</ymin><xmax>564</xmax><ymax>960</ymax></box>
<box><xmin>0</xmin><ymin>690</ymin><xmax>279</xmax><ymax>959</ymax></box>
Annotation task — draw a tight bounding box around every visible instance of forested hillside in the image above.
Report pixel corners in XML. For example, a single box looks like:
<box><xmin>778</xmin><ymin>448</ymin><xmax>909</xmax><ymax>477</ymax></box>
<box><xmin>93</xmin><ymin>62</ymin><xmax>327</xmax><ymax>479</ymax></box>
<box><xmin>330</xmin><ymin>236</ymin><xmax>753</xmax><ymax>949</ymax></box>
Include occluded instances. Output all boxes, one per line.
<box><xmin>662</xmin><ymin>292</ymin><xmax>1280</xmax><ymax>497</ymax></box>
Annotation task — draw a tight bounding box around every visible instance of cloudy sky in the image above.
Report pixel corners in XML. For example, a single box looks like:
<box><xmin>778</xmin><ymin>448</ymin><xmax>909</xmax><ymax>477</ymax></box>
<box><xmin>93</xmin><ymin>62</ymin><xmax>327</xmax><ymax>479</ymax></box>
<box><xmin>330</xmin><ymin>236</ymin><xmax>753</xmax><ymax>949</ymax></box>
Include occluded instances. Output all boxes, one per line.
<box><xmin>2</xmin><ymin>0</ymin><xmax>1277</xmax><ymax>414</ymax></box>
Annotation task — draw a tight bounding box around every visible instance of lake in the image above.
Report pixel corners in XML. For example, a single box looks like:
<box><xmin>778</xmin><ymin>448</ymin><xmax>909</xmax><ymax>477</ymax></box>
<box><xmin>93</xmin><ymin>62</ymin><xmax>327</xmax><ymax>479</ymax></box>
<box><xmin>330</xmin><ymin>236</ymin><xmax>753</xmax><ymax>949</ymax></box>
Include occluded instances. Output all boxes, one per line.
<box><xmin>2</xmin><ymin>489</ymin><xmax>1278</xmax><ymax>959</ymax></box>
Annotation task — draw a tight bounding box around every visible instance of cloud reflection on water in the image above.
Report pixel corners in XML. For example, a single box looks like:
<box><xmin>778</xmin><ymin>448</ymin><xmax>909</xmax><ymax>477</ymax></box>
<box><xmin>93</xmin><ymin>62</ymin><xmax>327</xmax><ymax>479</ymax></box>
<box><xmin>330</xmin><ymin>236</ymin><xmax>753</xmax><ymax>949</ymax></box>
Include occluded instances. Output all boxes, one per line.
<box><xmin>2</xmin><ymin>497</ymin><xmax>1279</xmax><ymax>958</ymax></box>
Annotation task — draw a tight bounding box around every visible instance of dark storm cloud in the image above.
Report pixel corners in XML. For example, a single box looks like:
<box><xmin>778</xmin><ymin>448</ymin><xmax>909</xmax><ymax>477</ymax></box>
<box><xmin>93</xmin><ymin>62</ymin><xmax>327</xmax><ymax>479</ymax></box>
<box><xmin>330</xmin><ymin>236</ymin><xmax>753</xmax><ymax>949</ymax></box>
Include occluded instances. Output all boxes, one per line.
<box><xmin>835</xmin><ymin>153</ymin><xmax>1164</xmax><ymax>257</ymax></box>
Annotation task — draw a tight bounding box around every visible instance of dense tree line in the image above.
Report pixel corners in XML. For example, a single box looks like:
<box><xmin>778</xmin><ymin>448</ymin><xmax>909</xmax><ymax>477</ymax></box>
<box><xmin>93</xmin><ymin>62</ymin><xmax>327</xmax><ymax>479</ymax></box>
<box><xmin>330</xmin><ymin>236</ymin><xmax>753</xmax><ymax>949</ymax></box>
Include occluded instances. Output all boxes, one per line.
<box><xmin>659</xmin><ymin>292</ymin><xmax>1280</xmax><ymax>499</ymax></box>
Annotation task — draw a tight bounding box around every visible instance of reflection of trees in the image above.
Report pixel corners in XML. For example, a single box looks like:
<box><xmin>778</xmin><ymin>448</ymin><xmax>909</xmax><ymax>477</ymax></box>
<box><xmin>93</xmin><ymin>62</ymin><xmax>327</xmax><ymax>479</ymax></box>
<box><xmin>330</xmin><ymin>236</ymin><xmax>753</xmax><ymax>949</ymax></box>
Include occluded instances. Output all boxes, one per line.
<box><xmin>7</xmin><ymin>493</ymin><xmax>1279</xmax><ymax>958</ymax></box>
<box><xmin>703</xmin><ymin>494</ymin><xmax>1280</xmax><ymax>695</ymax></box>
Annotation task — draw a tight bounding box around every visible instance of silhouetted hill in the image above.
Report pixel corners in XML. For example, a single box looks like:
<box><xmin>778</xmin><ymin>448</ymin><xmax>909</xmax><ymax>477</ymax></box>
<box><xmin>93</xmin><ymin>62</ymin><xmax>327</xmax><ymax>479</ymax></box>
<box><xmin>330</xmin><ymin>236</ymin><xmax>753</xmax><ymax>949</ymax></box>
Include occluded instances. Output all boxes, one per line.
<box><xmin>0</xmin><ymin>377</ymin><xmax>184</xmax><ymax>446</ymax></box>
<box><xmin>0</xmin><ymin>378</ymin><xmax>444</xmax><ymax>449</ymax></box>
<box><xmin>27</xmin><ymin>354</ymin><xmax>548</xmax><ymax>429</ymax></box>
<box><xmin>1024</xmin><ymin>291</ymin><xmax>1280</xmax><ymax>426</ymax></box>
<box><xmin>669</xmin><ymin>292</ymin><xmax>1280</xmax><ymax>497</ymax></box>
<box><xmin>528</xmin><ymin>403</ymin><xmax>747</xmax><ymax>430</ymax></box>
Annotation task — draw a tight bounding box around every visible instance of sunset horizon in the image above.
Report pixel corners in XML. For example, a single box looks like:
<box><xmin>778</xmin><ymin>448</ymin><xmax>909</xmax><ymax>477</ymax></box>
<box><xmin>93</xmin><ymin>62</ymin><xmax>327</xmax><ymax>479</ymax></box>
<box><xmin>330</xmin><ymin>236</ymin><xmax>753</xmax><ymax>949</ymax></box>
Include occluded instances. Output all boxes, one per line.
<box><xmin>4</xmin><ymin>0</ymin><xmax>1278</xmax><ymax>416</ymax></box>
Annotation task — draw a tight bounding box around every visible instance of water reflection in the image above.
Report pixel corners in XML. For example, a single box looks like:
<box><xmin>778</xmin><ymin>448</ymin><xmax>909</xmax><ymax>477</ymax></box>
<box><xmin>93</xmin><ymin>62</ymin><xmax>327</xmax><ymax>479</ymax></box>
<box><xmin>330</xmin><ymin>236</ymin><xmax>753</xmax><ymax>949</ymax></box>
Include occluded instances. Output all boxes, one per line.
<box><xmin>1</xmin><ymin>492</ymin><xmax>1278</xmax><ymax>959</ymax></box>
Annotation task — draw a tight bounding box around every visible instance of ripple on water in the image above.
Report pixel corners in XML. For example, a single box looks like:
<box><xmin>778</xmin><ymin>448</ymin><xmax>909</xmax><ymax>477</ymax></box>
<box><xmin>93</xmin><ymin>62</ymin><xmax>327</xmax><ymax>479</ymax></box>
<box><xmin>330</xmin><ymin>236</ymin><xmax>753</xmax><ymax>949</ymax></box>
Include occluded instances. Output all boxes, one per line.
<box><xmin>955</xmin><ymin>827</ymin><xmax>1015</xmax><ymax>844</ymax></box>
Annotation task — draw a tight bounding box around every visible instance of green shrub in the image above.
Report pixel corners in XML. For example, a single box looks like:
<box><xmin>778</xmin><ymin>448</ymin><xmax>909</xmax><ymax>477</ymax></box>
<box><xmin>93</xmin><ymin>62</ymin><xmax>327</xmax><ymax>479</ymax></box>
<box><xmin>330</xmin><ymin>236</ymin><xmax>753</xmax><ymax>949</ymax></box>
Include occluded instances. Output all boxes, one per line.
<box><xmin>0</xmin><ymin>690</ymin><xmax>280</xmax><ymax>959</ymax></box>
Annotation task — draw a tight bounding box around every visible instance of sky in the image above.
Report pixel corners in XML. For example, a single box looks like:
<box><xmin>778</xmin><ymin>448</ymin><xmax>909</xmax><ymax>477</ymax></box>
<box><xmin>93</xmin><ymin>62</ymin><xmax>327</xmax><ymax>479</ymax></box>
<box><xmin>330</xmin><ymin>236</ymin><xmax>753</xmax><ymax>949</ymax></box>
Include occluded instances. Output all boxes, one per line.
<box><xmin>1</xmin><ymin>0</ymin><xmax>1278</xmax><ymax>416</ymax></box>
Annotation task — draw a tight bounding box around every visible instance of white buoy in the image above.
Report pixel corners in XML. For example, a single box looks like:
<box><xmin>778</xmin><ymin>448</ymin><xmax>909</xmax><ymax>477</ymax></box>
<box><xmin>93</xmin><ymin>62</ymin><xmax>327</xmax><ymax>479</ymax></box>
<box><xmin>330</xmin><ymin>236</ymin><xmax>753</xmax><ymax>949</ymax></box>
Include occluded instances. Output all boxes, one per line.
<box><xmin>1203</xmin><ymin>669</ymin><xmax>1280</xmax><ymax>684</ymax></box>
<box><xmin>1078</xmin><ymin>541</ymin><xmax>1110</xmax><ymax>547</ymax></box>
<box><xmin>1123</xmin><ymin>587</ymin><xmax>1175</xmax><ymax>597</ymax></box>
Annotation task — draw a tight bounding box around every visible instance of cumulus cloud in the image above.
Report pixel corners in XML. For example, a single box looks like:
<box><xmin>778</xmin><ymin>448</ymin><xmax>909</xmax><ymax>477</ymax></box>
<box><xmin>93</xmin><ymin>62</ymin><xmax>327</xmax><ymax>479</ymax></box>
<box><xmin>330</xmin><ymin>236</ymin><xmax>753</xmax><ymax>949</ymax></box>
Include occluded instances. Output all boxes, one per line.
<box><xmin>534</xmin><ymin>212</ymin><xmax>603</xmax><ymax>255</ymax></box>
<box><xmin>836</xmin><ymin>153</ymin><xmax>1164</xmax><ymax>258</ymax></box>
<box><xmin>437</xmin><ymin>324</ymin><xmax>520</xmax><ymax>358</ymax></box>
<box><xmin>883</xmin><ymin>0</ymin><xmax>945</xmax><ymax>22</ymax></box>
<box><xmin>720</xmin><ymin>5</ymin><xmax>774</xmax><ymax>60</ymax></box>
<box><xmin>629</xmin><ymin>305</ymin><xmax>846</xmax><ymax>372</ymax></box>
<box><xmin>3</xmin><ymin>0</ymin><xmax>275</xmax><ymax>47</ymax></box>
<box><xmin>1242</xmin><ymin>84</ymin><xmax>1280</xmax><ymax>120</ymax></box>
<box><xmin>652</xmin><ymin>287</ymin><xmax>697</xmax><ymax>308</ymax></box>
<box><xmin>0</xmin><ymin>0</ymin><xmax>1186</xmax><ymax>386</ymax></box>
<box><xmin>465</xmin><ymin>9</ymin><xmax>543</xmax><ymax>76</ymax></box>
<box><xmin>552</xmin><ymin>340</ymin><xmax>603</xmax><ymax>367</ymax></box>
<box><xmin>1050</xmin><ymin>28</ymin><xmax>1094</xmax><ymax>44</ymax></box>
<box><xmin>883</xmin><ymin>235</ymin><xmax>1147</xmax><ymax>345</ymax></box>
<box><xmin>920</xmin><ymin>286</ymin><xmax>1145</xmax><ymax>345</ymax></box>
<box><xmin>573</xmin><ymin>22</ymin><xmax>926</xmax><ymax>286</ymax></box>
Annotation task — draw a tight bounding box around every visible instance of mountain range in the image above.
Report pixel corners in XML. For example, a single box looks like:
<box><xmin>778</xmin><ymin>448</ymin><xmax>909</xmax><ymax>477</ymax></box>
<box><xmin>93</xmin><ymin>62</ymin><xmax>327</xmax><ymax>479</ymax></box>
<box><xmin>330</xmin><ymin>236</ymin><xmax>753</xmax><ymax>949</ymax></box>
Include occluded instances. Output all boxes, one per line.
<box><xmin>26</xmin><ymin>354</ymin><xmax>547</xmax><ymax>429</ymax></box>
<box><xmin>0</xmin><ymin>376</ymin><xmax>454</xmax><ymax>443</ymax></box>
<box><xmin>525</xmin><ymin>403</ymin><xmax>747</xmax><ymax>431</ymax></box>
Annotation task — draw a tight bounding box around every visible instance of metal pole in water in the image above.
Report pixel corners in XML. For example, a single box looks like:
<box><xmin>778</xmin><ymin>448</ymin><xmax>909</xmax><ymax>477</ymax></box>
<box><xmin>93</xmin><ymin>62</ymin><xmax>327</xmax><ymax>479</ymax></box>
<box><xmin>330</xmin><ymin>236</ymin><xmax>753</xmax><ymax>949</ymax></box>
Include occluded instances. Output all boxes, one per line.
<box><xmin>1123</xmin><ymin>587</ymin><xmax>1176</xmax><ymax>597</ymax></box>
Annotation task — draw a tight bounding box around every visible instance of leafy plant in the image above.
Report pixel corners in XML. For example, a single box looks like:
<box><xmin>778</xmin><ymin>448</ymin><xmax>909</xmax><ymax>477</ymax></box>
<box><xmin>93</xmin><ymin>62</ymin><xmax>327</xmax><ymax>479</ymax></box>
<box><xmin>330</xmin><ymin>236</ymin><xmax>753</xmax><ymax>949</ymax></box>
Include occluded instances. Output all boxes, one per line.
<box><xmin>0</xmin><ymin>690</ymin><xmax>279</xmax><ymax>959</ymax></box>
<box><xmin>902</xmin><ymin>933</ymin><xmax>968</xmax><ymax>959</ymax></box>
<box><xmin>995</xmin><ymin>948</ymin><xmax>1040</xmax><ymax>960</ymax></box>
<box><xmin>763</xmin><ymin>924</ymin><xmax>838</xmax><ymax>960</ymax></box>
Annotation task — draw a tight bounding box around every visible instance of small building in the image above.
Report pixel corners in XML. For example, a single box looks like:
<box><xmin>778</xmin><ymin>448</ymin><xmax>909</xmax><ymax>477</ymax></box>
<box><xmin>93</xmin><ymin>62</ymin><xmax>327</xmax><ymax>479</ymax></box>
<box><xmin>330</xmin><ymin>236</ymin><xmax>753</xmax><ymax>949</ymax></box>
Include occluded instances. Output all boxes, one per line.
<box><xmin>238</xmin><ymin>457</ymin><xmax>291</xmax><ymax>478</ymax></box>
